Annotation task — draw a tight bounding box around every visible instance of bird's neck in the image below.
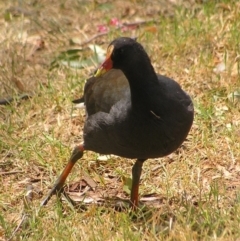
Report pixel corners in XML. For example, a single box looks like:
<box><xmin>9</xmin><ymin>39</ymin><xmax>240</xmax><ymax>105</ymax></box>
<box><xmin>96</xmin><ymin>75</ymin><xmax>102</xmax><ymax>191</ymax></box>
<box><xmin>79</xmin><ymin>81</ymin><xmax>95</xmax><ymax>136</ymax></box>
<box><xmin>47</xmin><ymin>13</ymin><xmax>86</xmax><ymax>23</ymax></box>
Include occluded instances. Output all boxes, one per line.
<box><xmin>122</xmin><ymin>63</ymin><xmax>160</xmax><ymax>108</ymax></box>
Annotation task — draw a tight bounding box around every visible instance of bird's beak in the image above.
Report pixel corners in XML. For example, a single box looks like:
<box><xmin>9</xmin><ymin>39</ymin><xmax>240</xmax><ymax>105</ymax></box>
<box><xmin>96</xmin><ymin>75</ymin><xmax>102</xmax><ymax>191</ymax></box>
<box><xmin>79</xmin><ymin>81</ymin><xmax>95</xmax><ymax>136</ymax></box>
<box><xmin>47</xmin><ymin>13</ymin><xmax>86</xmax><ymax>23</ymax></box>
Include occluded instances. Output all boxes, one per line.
<box><xmin>95</xmin><ymin>45</ymin><xmax>114</xmax><ymax>77</ymax></box>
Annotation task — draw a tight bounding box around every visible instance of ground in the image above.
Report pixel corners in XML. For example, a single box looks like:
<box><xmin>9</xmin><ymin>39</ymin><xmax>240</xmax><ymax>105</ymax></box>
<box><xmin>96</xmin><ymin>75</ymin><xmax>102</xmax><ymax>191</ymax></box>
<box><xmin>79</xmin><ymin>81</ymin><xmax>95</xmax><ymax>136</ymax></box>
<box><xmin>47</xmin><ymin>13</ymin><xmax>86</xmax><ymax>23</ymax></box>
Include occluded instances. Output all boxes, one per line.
<box><xmin>0</xmin><ymin>0</ymin><xmax>240</xmax><ymax>240</ymax></box>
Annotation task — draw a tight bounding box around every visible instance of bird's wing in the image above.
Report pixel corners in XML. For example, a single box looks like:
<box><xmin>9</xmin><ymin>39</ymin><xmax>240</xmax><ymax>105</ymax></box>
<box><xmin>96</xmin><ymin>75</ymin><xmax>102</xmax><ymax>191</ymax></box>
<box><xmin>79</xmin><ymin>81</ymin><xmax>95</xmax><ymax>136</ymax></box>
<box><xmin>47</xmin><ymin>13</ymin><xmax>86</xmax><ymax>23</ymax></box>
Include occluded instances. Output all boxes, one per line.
<box><xmin>73</xmin><ymin>69</ymin><xmax>130</xmax><ymax>116</ymax></box>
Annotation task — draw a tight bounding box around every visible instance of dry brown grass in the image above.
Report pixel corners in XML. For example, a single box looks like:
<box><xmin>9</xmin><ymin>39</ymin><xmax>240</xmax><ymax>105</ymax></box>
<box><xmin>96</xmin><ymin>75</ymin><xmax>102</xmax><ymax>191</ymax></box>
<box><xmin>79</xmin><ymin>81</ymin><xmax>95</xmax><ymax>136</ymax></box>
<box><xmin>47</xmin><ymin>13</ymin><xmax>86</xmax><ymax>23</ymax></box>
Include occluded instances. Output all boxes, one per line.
<box><xmin>1</xmin><ymin>0</ymin><xmax>240</xmax><ymax>240</ymax></box>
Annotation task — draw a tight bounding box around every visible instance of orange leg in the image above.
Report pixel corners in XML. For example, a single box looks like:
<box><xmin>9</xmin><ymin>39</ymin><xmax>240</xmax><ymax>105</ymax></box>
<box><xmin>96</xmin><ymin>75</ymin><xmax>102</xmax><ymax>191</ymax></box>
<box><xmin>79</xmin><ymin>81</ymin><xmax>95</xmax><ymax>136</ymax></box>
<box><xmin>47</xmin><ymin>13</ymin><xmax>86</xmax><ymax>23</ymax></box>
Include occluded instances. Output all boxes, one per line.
<box><xmin>130</xmin><ymin>159</ymin><xmax>145</xmax><ymax>209</ymax></box>
<box><xmin>41</xmin><ymin>144</ymin><xmax>84</xmax><ymax>206</ymax></box>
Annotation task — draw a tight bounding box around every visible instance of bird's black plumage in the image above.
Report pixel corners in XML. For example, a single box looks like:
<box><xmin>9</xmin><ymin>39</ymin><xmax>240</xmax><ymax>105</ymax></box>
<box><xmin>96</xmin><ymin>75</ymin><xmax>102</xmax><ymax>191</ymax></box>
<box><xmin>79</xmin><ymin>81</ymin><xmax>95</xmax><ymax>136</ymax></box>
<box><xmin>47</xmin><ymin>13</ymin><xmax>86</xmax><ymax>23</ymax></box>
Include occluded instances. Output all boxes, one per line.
<box><xmin>78</xmin><ymin>38</ymin><xmax>193</xmax><ymax>159</ymax></box>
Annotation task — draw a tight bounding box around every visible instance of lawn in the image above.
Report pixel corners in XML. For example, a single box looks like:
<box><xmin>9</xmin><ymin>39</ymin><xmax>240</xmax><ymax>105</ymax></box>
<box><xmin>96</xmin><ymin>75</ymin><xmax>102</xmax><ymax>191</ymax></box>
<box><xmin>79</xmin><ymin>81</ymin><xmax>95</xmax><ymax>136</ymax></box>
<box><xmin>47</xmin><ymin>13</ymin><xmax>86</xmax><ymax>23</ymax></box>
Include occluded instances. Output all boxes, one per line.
<box><xmin>0</xmin><ymin>0</ymin><xmax>240</xmax><ymax>240</ymax></box>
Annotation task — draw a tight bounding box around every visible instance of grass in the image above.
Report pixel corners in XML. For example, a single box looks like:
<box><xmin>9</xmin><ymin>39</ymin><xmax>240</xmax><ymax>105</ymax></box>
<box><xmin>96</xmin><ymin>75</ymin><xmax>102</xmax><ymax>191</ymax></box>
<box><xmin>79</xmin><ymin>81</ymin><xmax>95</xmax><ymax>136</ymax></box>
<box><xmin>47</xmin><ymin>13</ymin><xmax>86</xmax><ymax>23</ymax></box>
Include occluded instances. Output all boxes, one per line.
<box><xmin>1</xmin><ymin>0</ymin><xmax>240</xmax><ymax>240</ymax></box>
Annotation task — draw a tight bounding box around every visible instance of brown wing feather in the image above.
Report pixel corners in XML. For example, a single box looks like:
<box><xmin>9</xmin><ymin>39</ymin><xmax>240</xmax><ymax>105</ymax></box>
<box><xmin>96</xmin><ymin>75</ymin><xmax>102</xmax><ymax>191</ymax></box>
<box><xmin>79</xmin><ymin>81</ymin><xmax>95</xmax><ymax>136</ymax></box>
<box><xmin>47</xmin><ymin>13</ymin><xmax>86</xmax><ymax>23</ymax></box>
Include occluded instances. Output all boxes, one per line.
<box><xmin>73</xmin><ymin>69</ymin><xmax>130</xmax><ymax>116</ymax></box>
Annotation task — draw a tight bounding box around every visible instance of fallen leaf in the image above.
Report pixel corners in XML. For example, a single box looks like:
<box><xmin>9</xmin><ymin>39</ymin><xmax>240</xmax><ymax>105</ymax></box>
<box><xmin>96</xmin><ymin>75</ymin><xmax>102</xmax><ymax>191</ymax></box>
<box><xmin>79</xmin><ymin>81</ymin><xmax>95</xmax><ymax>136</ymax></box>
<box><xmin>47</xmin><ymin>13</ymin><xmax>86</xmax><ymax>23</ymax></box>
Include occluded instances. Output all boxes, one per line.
<box><xmin>213</xmin><ymin>62</ymin><xmax>226</xmax><ymax>73</ymax></box>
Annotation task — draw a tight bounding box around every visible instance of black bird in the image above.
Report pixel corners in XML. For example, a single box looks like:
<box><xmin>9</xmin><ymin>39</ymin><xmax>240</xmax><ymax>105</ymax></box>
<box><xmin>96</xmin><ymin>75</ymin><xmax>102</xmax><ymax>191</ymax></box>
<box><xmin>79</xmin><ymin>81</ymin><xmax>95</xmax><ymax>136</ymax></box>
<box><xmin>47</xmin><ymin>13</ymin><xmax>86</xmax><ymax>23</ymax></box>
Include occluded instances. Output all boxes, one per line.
<box><xmin>41</xmin><ymin>37</ymin><xmax>194</xmax><ymax>208</ymax></box>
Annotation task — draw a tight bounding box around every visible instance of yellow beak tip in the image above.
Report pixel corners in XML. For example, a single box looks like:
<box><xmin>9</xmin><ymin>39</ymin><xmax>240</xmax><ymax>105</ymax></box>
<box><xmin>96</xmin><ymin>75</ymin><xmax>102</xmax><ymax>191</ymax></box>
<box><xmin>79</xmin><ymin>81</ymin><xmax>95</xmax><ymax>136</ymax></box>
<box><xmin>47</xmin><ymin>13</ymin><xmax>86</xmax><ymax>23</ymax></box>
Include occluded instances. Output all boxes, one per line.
<box><xmin>94</xmin><ymin>68</ymin><xmax>107</xmax><ymax>78</ymax></box>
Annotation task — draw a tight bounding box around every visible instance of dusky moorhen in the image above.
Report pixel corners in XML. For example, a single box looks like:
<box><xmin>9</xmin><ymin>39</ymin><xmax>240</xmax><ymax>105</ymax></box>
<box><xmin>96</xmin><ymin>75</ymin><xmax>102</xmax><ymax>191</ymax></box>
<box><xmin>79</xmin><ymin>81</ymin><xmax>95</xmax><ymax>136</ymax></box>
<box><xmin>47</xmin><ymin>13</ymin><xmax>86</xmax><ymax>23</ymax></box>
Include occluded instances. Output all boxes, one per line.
<box><xmin>41</xmin><ymin>37</ymin><xmax>194</xmax><ymax>208</ymax></box>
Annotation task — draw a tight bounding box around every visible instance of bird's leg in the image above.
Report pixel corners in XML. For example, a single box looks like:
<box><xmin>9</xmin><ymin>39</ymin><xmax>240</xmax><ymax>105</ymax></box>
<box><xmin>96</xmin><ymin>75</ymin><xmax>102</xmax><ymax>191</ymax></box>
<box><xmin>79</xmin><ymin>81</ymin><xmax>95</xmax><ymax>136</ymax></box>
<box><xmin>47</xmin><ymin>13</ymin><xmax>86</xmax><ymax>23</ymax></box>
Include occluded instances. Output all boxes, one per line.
<box><xmin>41</xmin><ymin>144</ymin><xmax>84</xmax><ymax>206</ymax></box>
<box><xmin>130</xmin><ymin>159</ymin><xmax>146</xmax><ymax>209</ymax></box>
